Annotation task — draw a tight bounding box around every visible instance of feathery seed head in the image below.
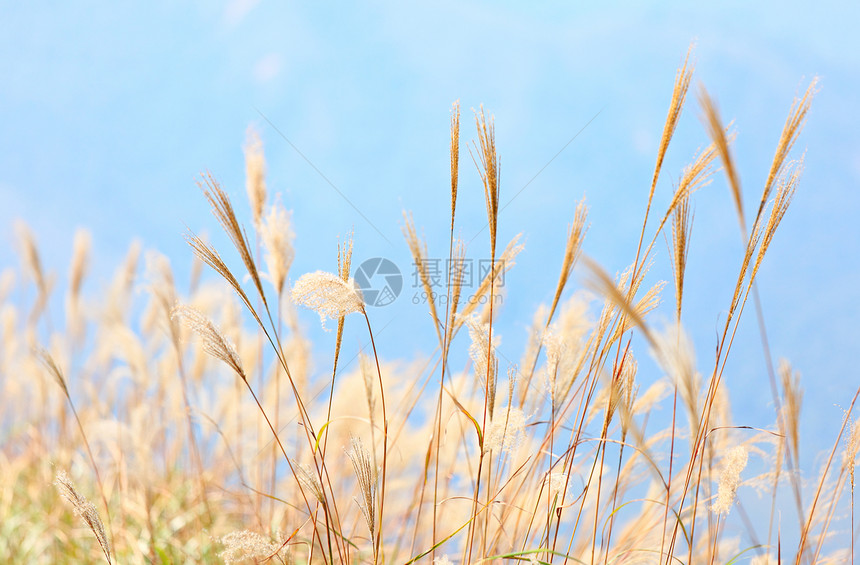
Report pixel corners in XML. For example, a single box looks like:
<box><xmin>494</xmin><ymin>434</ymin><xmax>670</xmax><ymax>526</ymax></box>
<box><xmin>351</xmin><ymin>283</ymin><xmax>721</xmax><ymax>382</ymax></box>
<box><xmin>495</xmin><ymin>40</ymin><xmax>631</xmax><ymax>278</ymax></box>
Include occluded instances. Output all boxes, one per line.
<box><xmin>750</xmin><ymin>158</ymin><xmax>803</xmax><ymax>284</ymax></box>
<box><xmin>260</xmin><ymin>200</ymin><xmax>295</xmax><ymax>295</ymax></box>
<box><xmin>544</xmin><ymin>471</ymin><xmax>568</xmax><ymax>498</ymax></box>
<box><xmin>504</xmin><ymin>365</ymin><xmax>518</xmax><ymax>409</ymax></box>
<box><xmin>66</xmin><ymin>228</ymin><xmax>92</xmax><ymax>340</ymax></box>
<box><xmin>466</xmin><ymin>313</ymin><xmax>498</xmax><ymax>415</ymax></box>
<box><xmin>291</xmin><ymin>271</ymin><xmax>365</xmax><ymax>330</ymax></box>
<box><xmin>143</xmin><ymin>253</ymin><xmax>178</xmax><ymax>334</ymax></box>
<box><xmin>346</xmin><ymin>436</ymin><xmax>378</xmax><ymax>539</ymax></box>
<box><xmin>779</xmin><ymin>359</ymin><xmax>803</xmax><ymax>467</ymax></box>
<box><xmin>55</xmin><ymin>470</ymin><xmax>112</xmax><ymax>564</ymax></box>
<box><xmin>584</xmin><ymin>257</ymin><xmax>658</xmax><ymax>348</ymax></box>
<box><xmin>68</xmin><ymin>228</ymin><xmax>91</xmax><ymax>299</ymax></box>
<box><xmin>712</xmin><ymin>445</ymin><xmax>748</xmax><ymax>515</ymax></box>
<box><xmin>450</xmin><ymin>100</ymin><xmax>460</xmax><ymax>228</ymax></box>
<box><xmin>485</xmin><ymin>406</ymin><xmax>526</xmax><ymax>455</ymax></box>
<box><xmin>172</xmin><ymin>304</ymin><xmax>247</xmax><ymax>381</ymax></box>
<box><xmin>472</xmin><ymin>106</ymin><xmax>500</xmax><ymax>254</ymax></box>
<box><xmin>338</xmin><ymin>231</ymin><xmax>354</xmax><ymax>282</ymax></box>
<box><xmin>653</xmin><ymin>322</ymin><xmax>700</xmax><ymax>442</ymax></box>
<box><xmin>699</xmin><ymin>88</ymin><xmax>745</xmax><ymax>229</ymax></box>
<box><xmin>652</xmin><ymin>323</ymin><xmax>697</xmax><ymax>400</ymax></box>
<box><xmin>543</xmin><ymin>330</ymin><xmax>564</xmax><ymax>411</ymax></box>
<box><xmin>763</xmin><ymin>78</ymin><xmax>817</xmax><ymax>203</ymax></box>
<box><xmin>15</xmin><ymin>221</ymin><xmax>47</xmax><ymax>293</ymax></box>
<box><xmin>403</xmin><ymin>212</ymin><xmax>442</xmax><ymax>341</ymax></box>
<box><xmin>843</xmin><ymin>417</ymin><xmax>859</xmax><ymax>487</ymax></box>
<box><xmin>669</xmin><ymin>194</ymin><xmax>693</xmax><ymax>321</ymax></box>
<box><xmin>244</xmin><ymin>126</ymin><xmax>267</xmax><ymax>226</ymax></box>
<box><xmin>548</xmin><ymin>198</ymin><xmax>588</xmax><ymax>321</ymax></box>
<box><xmin>36</xmin><ymin>346</ymin><xmax>70</xmax><ymax>398</ymax></box>
<box><xmin>648</xmin><ymin>45</ymin><xmax>694</xmax><ymax>206</ymax></box>
<box><xmin>616</xmin><ymin>350</ymin><xmax>639</xmax><ymax>440</ymax></box>
<box><xmin>544</xmin><ymin>330</ymin><xmax>563</xmax><ymax>371</ymax></box>
<box><xmin>296</xmin><ymin>463</ymin><xmax>326</xmax><ymax>504</ymax></box>
<box><xmin>218</xmin><ymin>530</ymin><xmax>285</xmax><ymax>565</ymax></box>
<box><xmin>198</xmin><ymin>173</ymin><xmax>267</xmax><ymax>306</ymax></box>
<box><xmin>520</xmin><ymin>303</ymin><xmax>548</xmax><ymax>384</ymax></box>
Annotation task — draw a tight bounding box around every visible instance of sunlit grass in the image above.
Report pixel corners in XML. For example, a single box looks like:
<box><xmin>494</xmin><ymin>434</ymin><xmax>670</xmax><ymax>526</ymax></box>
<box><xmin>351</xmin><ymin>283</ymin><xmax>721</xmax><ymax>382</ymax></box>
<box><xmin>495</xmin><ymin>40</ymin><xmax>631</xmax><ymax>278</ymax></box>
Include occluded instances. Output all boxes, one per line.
<box><xmin>1</xmin><ymin>48</ymin><xmax>855</xmax><ymax>564</ymax></box>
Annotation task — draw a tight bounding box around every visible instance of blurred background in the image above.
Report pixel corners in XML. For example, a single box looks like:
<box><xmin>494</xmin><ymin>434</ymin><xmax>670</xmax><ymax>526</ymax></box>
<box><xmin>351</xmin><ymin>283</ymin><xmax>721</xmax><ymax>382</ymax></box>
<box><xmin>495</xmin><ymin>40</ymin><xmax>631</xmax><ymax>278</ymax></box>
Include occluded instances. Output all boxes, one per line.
<box><xmin>1</xmin><ymin>0</ymin><xmax>858</xmax><ymax>547</ymax></box>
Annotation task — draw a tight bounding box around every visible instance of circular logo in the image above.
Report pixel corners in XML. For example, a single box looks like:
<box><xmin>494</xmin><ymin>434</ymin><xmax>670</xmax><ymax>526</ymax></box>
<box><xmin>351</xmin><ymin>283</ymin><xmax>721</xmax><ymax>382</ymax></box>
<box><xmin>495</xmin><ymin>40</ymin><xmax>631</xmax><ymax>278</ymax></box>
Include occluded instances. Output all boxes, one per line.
<box><xmin>354</xmin><ymin>258</ymin><xmax>403</xmax><ymax>307</ymax></box>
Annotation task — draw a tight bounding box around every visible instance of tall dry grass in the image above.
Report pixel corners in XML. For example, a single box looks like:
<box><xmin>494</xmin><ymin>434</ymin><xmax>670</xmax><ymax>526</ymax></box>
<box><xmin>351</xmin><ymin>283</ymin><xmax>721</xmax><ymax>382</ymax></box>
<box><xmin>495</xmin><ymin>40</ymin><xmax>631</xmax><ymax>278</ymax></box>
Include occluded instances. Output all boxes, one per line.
<box><xmin>0</xmin><ymin>49</ymin><xmax>856</xmax><ymax>565</ymax></box>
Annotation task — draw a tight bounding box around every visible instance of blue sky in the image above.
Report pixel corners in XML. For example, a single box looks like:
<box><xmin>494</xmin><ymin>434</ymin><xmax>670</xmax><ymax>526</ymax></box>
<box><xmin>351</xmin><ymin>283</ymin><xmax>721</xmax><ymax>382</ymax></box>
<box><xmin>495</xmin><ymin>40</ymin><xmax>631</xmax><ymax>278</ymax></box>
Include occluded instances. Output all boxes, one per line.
<box><xmin>2</xmin><ymin>0</ymin><xmax>859</xmax><ymax>546</ymax></box>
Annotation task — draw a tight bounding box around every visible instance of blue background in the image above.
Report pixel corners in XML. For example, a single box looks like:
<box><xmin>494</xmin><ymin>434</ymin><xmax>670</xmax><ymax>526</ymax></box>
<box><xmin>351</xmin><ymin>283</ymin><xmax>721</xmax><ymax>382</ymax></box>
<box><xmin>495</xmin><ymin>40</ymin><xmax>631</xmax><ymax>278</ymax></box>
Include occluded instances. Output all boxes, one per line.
<box><xmin>2</xmin><ymin>0</ymin><xmax>858</xmax><ymax>546</ymax></box>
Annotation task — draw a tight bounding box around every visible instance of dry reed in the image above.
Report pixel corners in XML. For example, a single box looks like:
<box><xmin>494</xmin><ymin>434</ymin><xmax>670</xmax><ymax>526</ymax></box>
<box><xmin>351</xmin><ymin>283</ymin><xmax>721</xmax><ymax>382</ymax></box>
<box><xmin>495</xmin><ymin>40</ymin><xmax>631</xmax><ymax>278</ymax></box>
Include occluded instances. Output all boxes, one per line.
<box><xmin>3</xmin><ymin>47</ymin><xmax>853</xmax><ymax>565</ymax></box>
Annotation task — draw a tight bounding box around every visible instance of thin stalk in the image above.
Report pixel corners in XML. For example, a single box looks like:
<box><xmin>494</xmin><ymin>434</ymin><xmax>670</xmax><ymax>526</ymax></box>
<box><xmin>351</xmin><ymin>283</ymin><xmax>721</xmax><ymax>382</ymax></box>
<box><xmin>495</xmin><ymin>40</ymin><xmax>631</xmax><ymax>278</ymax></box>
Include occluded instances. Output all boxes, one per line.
<box><xmin>591</xmin><ymin>434</ymin><xmax>610</xmax><ymax>564</ymax></box>
<box><xmin>364</xmin><ymin>313</ymin><xmax>389</xmax><ymax>564</ymax></box>
<box><xmin>659</xmin><ymin>385</ymin><xmax>680</xmax><ymax>561</ymax></box>
<box><xmin>466</xmin><ymin>257</ymin><xmax>497</xmax><ymax>565</ymax></box>
<box><xmin>796</xmin><ymin>384</ymin><xmax>860</xmax><ymax>563</ymax></box>
<box><xmin>431</xmin><ymin>201</ymin><xmax>459</xmax><ymax>561</ymax></box>
<box><xmin>270</xmin><ymin>290</ymin><xmax>284</xmax><ymax>527</ymax></box>
<box><xmin>602</xmin><ymin>436</ymin><xmax>627</xmax><ymax>564</ymax></box>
